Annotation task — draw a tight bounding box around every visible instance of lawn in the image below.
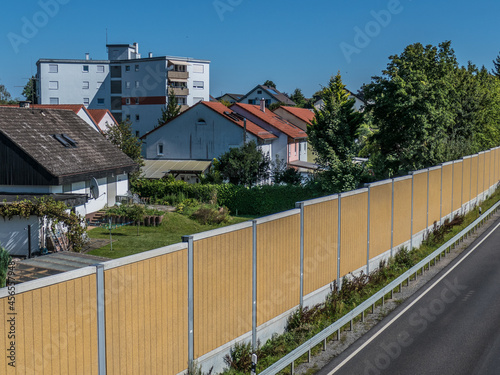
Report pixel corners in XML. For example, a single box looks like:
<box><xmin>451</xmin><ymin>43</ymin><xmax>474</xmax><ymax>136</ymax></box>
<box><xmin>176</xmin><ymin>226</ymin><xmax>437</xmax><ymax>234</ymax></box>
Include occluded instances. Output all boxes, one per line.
<box><xmin>86</xmin><ymin>212</ymin><xmax>252</xmax><ymax>259</ymax></box>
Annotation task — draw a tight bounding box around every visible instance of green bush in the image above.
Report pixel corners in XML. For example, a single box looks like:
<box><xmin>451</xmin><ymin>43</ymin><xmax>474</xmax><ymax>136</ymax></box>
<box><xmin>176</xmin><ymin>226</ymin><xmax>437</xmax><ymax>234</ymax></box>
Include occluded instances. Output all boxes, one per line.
<box><xmin>0</xmin><ymin>244</ymin><xmax>11</xmax><ymax>288</ymax></box>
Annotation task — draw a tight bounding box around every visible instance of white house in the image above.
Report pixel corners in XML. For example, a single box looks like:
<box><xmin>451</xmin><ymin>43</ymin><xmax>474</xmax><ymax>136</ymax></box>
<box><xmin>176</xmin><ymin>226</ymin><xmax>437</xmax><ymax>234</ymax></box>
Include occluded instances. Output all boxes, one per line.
<box><xmin>238</xmin><ymin>85</ymin><xmax>296</xmax><ymax>107</ymax></box>
<box><xmin>0</xmin><ymin>107</ymin><xmax>138</xmax><ymax>256</ymax></box>
<box><xmin>231</xmin><ymin>101</ymin><xmax>308</xmax><ymax>165</ymax></box>
<box><xmin>36</xmin><ymin>42</ymin><xmax>210</xmax><ymax>137</ymax></box>
<box><xmin>140</xmin><ymin>101</ymin><xmax>277</xmax><ymax>181</ymax></box>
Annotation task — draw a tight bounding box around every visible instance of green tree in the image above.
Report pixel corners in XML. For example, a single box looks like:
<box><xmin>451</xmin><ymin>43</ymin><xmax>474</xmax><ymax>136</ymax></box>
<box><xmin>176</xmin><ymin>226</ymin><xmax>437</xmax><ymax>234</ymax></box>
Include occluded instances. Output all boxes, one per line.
<box><xmin>215</xmin><ymin>141</ymin><xmax>270</xmax><ymax>186</ymax></box>
<box><xmin>0</xmin><ymin>84</ymin><xmax>14</xmax><ymax>104</ymax></box>
<box><xmin>263</xmin><ymin>80</ymin><xmax>276</xmax><ymax>88</ymax></box>
<box><xmin>22</xmin><ymin>76</ymin><xmax>38</xmax><ymax>103</ymax></box>
<box><xmin>104</xmin><ymin>120</ymin><xmax>144</xmax><ymax>180</ymax></box>
<box><xmin>157</xmin><ymin>88</ymin><xmax>181</xmax><ymax>126</ymax></box>
<box><xmin>492</xmin><ymin>52</ymin><xmax>500</xmax><ymax>77</ymax></box>
<box><xmin>308</xmin><ymin>73</ymin><xmax>365</xmax><ymax>192</ymax></box>
<box><xmin>290</xmin><ymin>88</ymin><xmax>307</xmax><ymax>108</ymax></box>
<box><xmin>363</xmin><ymin>41</ymin><xmax>458</xmax><ymax>177</ymax></box>
<box><xmin>271</xmin><ymin>155</ymin><xmax>302</xmax><ymax>185</ymax></box>
<box><xmin>268</xmin><ymin>101</ymin><xmax>285</xmax><ymax>111</ymax></box>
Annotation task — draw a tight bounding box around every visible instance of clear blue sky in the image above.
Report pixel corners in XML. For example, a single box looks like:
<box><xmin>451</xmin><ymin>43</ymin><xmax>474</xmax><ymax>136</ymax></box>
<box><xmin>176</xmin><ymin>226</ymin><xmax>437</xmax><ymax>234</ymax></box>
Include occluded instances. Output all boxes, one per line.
<box><xmin>2</xmin><ymin>0</ymin><xmax>500</xmax><ymax>100</ymax></box>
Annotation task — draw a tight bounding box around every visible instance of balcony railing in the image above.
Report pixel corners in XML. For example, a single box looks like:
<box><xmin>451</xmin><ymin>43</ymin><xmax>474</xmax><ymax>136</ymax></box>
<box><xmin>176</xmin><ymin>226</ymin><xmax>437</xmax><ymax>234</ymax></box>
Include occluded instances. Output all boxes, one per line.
<box><xmin>168</xmin><ymin>70</ymin><xmax>189</xmax><ymax>80</ymax></box>
<box><xmin>169</xmin><ymin>87</ymin><xmax>190</xmax><ymax>96</ymax></box>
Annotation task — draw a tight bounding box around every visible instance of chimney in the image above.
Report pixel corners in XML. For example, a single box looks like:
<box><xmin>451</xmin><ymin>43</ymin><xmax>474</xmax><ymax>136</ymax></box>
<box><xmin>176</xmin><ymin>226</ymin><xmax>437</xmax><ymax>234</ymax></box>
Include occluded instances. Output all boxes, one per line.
<box><xmin>149</xmin><ymin>52</ymin><xmax>153</xmax><ymax>58</ymax></box>
<box><xmin>85</xmin><ymin>53</ymin><xmax>90</xmax><ymax>60</ymax></box>
<box><xmin>260</xmin><ymin>98</ymin><xmax>266</xmax><ymax>112</ymax></box>
<box><xmin>19</xmin><ymin>101</ymin><xmax>31</xmax><ymax>109</ymax></box>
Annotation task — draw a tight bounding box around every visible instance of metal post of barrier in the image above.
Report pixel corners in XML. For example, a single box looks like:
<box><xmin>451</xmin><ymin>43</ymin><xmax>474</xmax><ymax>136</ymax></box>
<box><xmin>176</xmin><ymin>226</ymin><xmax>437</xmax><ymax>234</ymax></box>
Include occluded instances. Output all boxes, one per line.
<box><xmin>390</xmin><ymin>178</ymin><xmax>395</xmax><ymax>257</ymax></box>
<box><xmin>410</xmin><ymin>173</ymin><xmax>414</xmax><ymax>251</ymax></box>
<box><xmin>96</xmin><ymin>264</ymin><xmax>107</xmax><ymax>375</ymax></box>
<box><xmin>252</xmin><ymin>220</ymin><xmax>257</xmax><ymax>352</ymax></box>
<box><xmin>298</xmin><ymin>202</ymin><xmax>305</xmax><ymax>306</ymax></box>
<box><xmin>366</xmin><ymin>185</ymin><xmax>371</xmax><ymax>275</ymax></box>
<box><xmin>182</xmin><ymin>235</ymin><xmax>194</xmax><ymax>368</ymax></box>
<box><xmin>337</xmin><ymin>194</ymin><xmax>342</xmax><ymax>289</ymax></box>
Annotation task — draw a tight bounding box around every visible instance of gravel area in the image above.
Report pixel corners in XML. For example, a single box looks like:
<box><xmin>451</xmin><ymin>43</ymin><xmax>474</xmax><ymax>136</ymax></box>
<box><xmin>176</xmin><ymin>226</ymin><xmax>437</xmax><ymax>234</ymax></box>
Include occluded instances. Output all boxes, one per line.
<box><xmin>295</xmin><ymin>209</ymin><xmax>500</xmax><ymax>374</ymax></box>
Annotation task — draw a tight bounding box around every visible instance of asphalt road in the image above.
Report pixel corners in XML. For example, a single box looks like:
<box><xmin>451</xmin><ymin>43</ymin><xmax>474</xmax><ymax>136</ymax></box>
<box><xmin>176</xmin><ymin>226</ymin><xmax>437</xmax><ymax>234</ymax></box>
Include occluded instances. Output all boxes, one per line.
<box><xmin>318</xmin><ymin>217</ymin><xmax>500</xmax><ymax>375</ymax></box>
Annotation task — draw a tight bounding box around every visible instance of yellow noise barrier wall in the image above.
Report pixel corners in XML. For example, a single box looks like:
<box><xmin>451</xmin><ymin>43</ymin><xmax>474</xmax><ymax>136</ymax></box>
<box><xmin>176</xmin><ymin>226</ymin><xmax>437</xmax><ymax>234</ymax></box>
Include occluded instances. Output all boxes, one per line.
<box><xmin>452</xmin><ymin>161</ymin><xmax>463</xmax><ymax>212</ymax></box>
<box><xmin>393</xmin><ymin>177</ymin><xmax>412</xmax><ymax>246</ymax></box>
<box><xmin>257</xmin><ymin>213</ymin><xmax>300</xmax><ymax>326</ymax></box>
<box><xmin>471</xmin><ymin>155</ymin><xmax>479</xmax><ymax>198</ymax></box>
<box><xmin>340</xmin><ymin>190</ymin><xmax>368</xmax><ymax>276</ymax></box>
<box><xmin>369</xmin><ymin>182</ymin><xmax>392</xmax><ymax>259</ymax></box>
<box><xmin>104</xmin><ymin>250</ymin><xmax>188</xmax><ymax>375</ymax></box>
<box><xmin>193</xmin><ymin>227</ymin><xmax>253</xmax><ymax>359</ymax></box>
<box><xmin>303</xmin><ymin>198</ymin><xmax>338</xmax><ymax>296</ymax></box>
<box><xmin>462</xmin><ymin>158</ymin><xmax>472</xmax><ymax>205</ymax></box>
<box><xmin>0</xmin><ymin>275</ymin><xmax>98</xmax><ymax>374</ymax></box>
<box><xmin>428</xmin><ymin>168</ymin><xmax>442</xmax><ymax>226</ymax></box>
<box><xmin>412</xmin><ymin>171</ymin><xmax>428</xmax><ymax>234</ymax></box>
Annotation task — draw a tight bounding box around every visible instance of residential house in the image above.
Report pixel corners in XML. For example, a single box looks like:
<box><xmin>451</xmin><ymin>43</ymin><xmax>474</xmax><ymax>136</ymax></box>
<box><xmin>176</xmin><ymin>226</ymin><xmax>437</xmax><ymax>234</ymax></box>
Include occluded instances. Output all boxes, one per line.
<box><xmin>0</xmin><ymin>107</ymin><xmax>138</xmax><ymax>255</ymax></box>
<box><xmin>140</xmin><ymin>101</ymin><xmax>277</xmax><ymax>181</ymax></box>
<box><xmin>231</xmin><ymin>101</ymin><xmax>307</xmax><ymax>165</ymax></box>
<box><xmin>273</xmin><ymin>106</ymin><xmax>315</xmax><ymax>131</ymax></box>
<box><xmin>87</xmin><ymin>109</ymin><xmax>118</xmax><ymax>133</ymax></box>
<box><xmin>238</xmin><ymin>85</ymin><xmax>296</xmax><ymax>107</ymax></box>
<box><xmin>314</xmin><ymin>89</ymin><xmax>366</xmax><ymax>112</ymax></box>
<box><xmin>36</xmin><ymin>42</ymin><xmax>210</xmax><ymax>137</ymax></box>
<box><xmin>216</xmin><ymin>93</ymin><xmax>244</xmax><ymax>104</ymax></box>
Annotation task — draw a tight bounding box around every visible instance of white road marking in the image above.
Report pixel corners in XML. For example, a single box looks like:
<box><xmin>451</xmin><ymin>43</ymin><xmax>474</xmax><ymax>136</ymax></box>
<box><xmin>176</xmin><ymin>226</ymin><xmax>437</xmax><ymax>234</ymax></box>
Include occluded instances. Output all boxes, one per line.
<box><xmin>327</xmin><ymin>221</ymin><xmax>500</xmax><ymax>374</ymax></box>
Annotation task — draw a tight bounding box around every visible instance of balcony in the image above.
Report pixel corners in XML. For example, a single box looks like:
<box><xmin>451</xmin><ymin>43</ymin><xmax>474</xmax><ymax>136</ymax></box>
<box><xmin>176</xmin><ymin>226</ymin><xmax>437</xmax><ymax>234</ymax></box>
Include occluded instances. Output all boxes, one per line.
<box><xmin>169</xmin><ymin>87</ymin><xmax>190</xmax><ymax>96</ymax></box>
<box><xmin>168</xmin><ymin>70</ymin><xmax>189</xmax><ymax>80</ymax></box>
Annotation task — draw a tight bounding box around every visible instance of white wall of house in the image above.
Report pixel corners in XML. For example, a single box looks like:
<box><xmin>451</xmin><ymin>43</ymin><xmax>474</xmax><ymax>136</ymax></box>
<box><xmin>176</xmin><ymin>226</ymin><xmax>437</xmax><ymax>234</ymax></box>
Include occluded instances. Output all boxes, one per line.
<box><xmin>242</xmin><ymin>88</ymin><xmax>276</xmax><ymax>105</ymax></box>
<box><xmin>97</xmin><ymin>112</ymin><xmax>118</xmax><ymax>132</ymax></box>
<box><xmin>143</xmin><ymin>105</ymin><xmax>264</xmax><ymax>161</ymax></box>
<box><xmin>0</xmin><ymin>216</ymin><xmax>39</xmax><ymax>257</ymax></box>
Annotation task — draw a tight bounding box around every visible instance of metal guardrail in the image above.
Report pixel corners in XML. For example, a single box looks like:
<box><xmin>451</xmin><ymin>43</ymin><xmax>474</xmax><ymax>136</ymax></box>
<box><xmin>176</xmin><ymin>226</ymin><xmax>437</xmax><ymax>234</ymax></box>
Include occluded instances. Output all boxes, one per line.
<box><xmin>260</xmin><ymin>200</ymin><xmax>500</xmax><ymax>374</ymax></box>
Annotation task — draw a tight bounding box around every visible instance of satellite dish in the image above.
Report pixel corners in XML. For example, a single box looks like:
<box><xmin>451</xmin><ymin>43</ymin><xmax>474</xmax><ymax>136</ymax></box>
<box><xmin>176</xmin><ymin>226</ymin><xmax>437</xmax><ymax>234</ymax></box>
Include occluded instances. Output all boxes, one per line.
<box><xmin>89</xmin><ymin>177</ymin><xmax>100</xmax><ymax>199</ymax></box>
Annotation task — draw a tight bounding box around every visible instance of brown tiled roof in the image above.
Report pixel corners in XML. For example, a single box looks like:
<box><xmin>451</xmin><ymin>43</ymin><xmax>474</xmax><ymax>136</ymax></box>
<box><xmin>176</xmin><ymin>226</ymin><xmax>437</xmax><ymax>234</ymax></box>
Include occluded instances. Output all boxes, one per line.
<box><xmin>0</xmin><ymin>107</ymin><xmax>137</xmax><ymax>180</ymax></box>
<box><xmin>231</xmin><ymin>103</ymin><xmax>307</xmax><ymax>140</ymax></box>
<box><xmin>87</xmin><ymin>109</ymin><xmax>117</xmax><ymax>132</ymax></box>
<box><xmin>277</xmin><ymin>106</ymin><xmax>315</xmax><ymax>125</ymax></box>
<box><xmin>202</xmin><ymin>102</ymin><xmax>277</xmax><ymax>140</ymax></box>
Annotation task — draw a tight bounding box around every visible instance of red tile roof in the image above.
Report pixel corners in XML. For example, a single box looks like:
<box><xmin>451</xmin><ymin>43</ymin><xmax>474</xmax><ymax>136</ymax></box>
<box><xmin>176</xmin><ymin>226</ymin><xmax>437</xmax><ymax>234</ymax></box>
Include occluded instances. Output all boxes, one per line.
<box><xmin>231</xmin><ymin>103</ymin><xmax>307</xmax><ymax>139</ymax></box>
<box><xmin>87</xmin><ymin>109</ymin><xmax>117</xmax><ymax>126</ymax></box>
<box><xmin>202</xmin><ymin>101</ymin><xmax>277</xmax><ymax>140</ymax></box>
<box><xmin>277</xmin><ymin>106</ymin><xmax>315</xmax><ymax>125</ymax></box>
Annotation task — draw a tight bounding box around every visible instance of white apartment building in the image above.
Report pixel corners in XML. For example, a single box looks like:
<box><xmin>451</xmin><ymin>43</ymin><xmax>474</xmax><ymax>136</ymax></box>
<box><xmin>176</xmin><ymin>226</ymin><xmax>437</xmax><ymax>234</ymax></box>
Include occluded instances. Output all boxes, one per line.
<box><xmin>36</xmin><ymin>42</ymin><xmax>210</xmax><ymax>136</ymax></box>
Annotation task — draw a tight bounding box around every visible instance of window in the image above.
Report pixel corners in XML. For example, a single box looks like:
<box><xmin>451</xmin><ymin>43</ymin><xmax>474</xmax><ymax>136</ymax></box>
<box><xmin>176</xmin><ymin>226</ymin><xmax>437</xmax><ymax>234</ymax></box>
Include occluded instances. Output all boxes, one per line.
<box><xmin>176</xmin><ymin>97</ymin><xmax>187</xmax><ymax>105</ymax></box>
<box><xmin>248</xmin><ymin>99</ymin><xmax>255</xmax><ymax>105</ymax></box>
<box><xmin>97</xmin><ymin>65</ymin><xmax>105</xmax><ymax>73</ymax></box>
<box><xmin>257</xmin><ymin>90</ymin><xmax>262</xmax><ymax>94</ymax></box>
<box><xmin>82</xmin><ymin>81</ymin><xmax>89</xmax><ymax>89</ymax></box>
<box><xmin>49</xmin><ymin>97</ymin><xmax>59</xmax><ymax>104</ymax></box>
<box><xmin>135</xmin><ymin>114</ymin><xmax>140</xmax><ymax>121</ymax></box>
<box><xmin>48</xmin><ymin>64</ymin><xmax>58</xmax><ymax>73</ymax></box>
<box><xmin>97</xmin><ymin>81</ymin><xmax>103</xmax><ymax>89</ymax></box>
<box><xmin>135</xmin><ymin>81</ymin><xmax>140</xmax><ymax>88</ymax></box>
<box><xmin>135</xmin><ymin>98</ymin><xmax>139</xmax><ymax>104</ymax></box>
<box><xmin>157</xmin><ymin>143</ymin><xmax>164</xmax><ymax>156</ymax></box>
<box><xmin>82</xmin><ymin>65</ymin><xmax>89</xmax><ymax>72</ymax></box>
<box><xmin>111</xmin><ymin>97</ymin><xmax>122</xmax><ymax>110</ymax></box>
<box><xmin>193</xmin><ymin>81</ymin><xmax>204</xmax><ymax>89</ymax></box>
<box><xmin>125</xmin><ymin>65</ymin><xmax>131</xmax><ymax>72</ymax></box>
<box><xmin>135</xmin><ymin>131</ymin><xmax>140</xmax><ymax>137</ymax></box>
<box><xmin>135</xmin><ymin>65</ymin><xmax>139</xmax><ymax>72</ymax></box>
<box><xmin>49</xmin><ymin>81</ymin><xmax>58</xmax><ymax>90</ymax></box>
<box><xmin>126</xmin><ymin>114</ymin><xmax>131</xmax><ymax>120</ymax></box>
<box><xmin>97</xmin><ymin>98</ymin><xmax>105</xmax><ymax>105</ymax></box>
<box><xmin>196</xmin><ymin>118</ymin><xmax>206</xmax><ymax>126</ymax></box>
<box><xmin>125</xmin><ymin>81</ymin><xmax>131</xmax><ymax>89</ymax></box>
<box><xmin>111</xmin><ymin>81</ymin><xmax>122</xmax><ymax>94</ymax></box>
<box><xmin>110</xmin><ymin>66</ymin><xmax>121</xmax><ymax>78</ymax></box>
<box><xmin>63</xmin><ymin>184</ymin><xmax>72</xmax><ymax>193</ymax></box>
<box><xmin>83</xmin><ymin>98</ymin><xmax>89</xmax><ymax>106</ymax></box>
<box><xmin>193</xmin><ymin>64</ymin><xmax>204</xmax><ymax>73</ymax></box>
<box><xmin>174</xmin><ymin>65</ymin><xmax>186</xmax><ymax>72</ymax></box>
<box><xmin>125</xmin><ymin>98</ymin><xmax>131</xmax><ymax>105</ymax></box>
